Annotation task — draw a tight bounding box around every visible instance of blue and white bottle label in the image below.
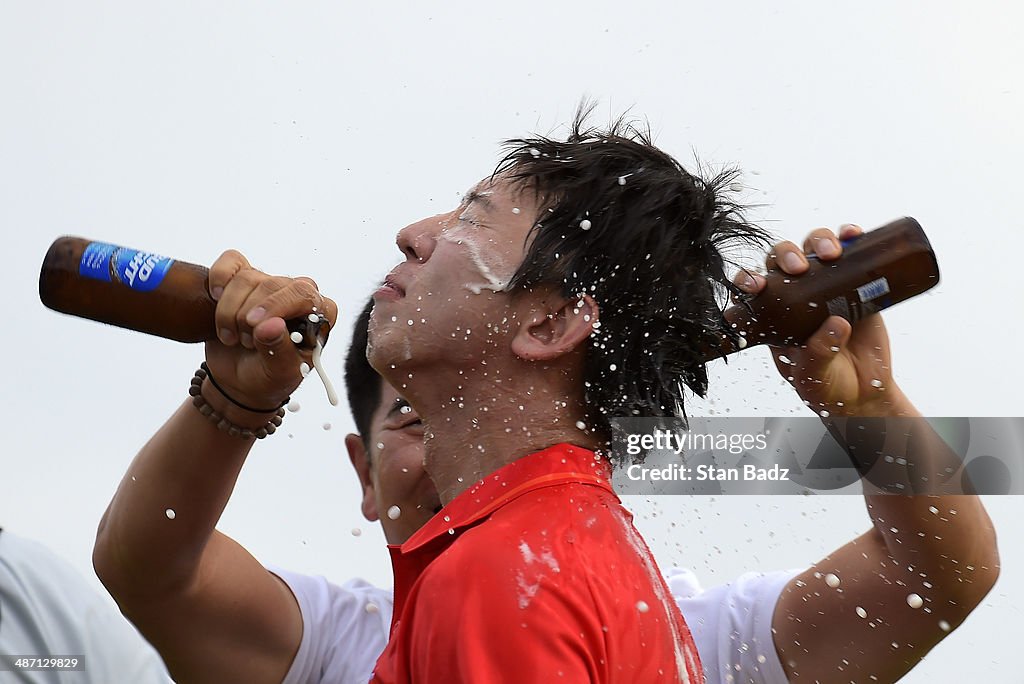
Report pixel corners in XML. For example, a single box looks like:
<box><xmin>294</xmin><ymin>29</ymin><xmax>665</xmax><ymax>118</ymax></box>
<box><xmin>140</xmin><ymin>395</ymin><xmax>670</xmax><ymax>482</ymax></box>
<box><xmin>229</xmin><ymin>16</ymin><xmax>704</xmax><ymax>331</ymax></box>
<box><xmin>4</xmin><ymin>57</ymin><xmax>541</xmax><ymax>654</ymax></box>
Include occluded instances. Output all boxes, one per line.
<box><xmin>78</xmin><ymin>242</ymin><xmax>174</xmax><ymax>292</ymax></box>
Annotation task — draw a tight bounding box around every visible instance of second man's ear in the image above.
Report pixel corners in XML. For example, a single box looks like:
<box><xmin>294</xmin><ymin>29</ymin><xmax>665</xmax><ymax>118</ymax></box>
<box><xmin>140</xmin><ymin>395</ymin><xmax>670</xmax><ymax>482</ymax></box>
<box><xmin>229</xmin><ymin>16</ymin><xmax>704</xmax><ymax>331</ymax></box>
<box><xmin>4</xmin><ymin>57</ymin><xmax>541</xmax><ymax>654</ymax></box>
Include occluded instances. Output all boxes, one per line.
<box><xmin>510</xmin><ymin>291</ymin><xmax>599</xmax><ymax>362</ymax></box>
<box><xmin>345</xmin><ymin>433</ymin><xmax>380</xmax><ymax>522</ymax></box>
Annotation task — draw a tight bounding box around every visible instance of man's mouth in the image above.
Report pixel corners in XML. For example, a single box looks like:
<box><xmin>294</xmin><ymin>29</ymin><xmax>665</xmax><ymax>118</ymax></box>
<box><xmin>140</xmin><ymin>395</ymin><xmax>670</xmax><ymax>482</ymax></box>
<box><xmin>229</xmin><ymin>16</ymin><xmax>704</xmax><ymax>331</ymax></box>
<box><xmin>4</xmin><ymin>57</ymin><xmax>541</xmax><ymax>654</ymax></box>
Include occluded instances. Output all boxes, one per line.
<box><xmin>373</xmin><ymin>276</ymin><xmax>405</xmax><ymax>301</ymax></box>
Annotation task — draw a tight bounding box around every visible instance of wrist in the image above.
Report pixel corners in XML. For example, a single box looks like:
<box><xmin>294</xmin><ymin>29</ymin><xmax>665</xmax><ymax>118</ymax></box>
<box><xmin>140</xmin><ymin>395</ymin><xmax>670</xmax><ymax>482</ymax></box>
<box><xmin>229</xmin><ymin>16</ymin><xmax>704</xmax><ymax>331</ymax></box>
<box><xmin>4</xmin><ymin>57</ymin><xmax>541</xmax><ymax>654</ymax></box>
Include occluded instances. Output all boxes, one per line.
<box><xmin>202</xmin><ymin>378</ymin><xmax>289</xmax><ymax>431</ymax></box>
<box><xmin>832</xmin><ymin>384</ymin><xmax>920</xmax><ymax>418</ymax></box>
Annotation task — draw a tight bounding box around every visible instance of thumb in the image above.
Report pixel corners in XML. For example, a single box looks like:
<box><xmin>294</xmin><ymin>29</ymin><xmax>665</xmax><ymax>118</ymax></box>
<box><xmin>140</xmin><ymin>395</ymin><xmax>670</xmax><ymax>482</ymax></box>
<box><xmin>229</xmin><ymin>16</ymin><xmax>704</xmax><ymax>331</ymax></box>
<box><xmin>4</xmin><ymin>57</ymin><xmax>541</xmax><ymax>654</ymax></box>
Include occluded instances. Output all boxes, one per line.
<box><xmin>253</xmin><ymin>317</ymin><xmax>309</xmax><ymax>385</ymax></box>
<box><xmin>803</xmin><ymin>315</ymin><xmax>853</xmax><ymax>359</ymax></box>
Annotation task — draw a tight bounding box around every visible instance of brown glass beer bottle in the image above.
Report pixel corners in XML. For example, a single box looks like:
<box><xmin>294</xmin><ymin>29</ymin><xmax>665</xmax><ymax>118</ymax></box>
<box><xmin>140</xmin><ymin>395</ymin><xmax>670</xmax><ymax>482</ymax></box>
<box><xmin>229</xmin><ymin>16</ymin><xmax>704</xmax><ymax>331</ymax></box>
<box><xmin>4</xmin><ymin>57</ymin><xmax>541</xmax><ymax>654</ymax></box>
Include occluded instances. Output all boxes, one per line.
<box><xmin>707</xmin><ymin>216</ymin><xmax>939</xmax><ymax>359</ymax></box>
<box><xmin>39</xmin><ymin>237</ymin><xmax>326</xmax><ymax>344</ymax></box>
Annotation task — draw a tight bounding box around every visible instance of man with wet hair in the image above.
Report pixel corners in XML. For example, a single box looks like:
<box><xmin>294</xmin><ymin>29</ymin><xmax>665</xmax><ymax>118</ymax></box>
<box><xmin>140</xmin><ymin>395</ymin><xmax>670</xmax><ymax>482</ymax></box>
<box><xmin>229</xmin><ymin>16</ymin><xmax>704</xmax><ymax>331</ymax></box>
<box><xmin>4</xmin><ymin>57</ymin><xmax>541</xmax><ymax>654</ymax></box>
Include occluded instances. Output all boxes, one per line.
<box><xmin>94</xmin><ymin>110</ymin><xmax>998</xmax><ymax>684</ymax></box>
<box><xmin>361</xmin><ymin>110</ymin><xmax>998</xmax><ymax>682</ymax></box>
<box><xmin>271</xmin><ymin>300</ymin><xmax>801</xmax><ymax>683</ymax></box>
<box><xmin>361</xmin><ymin>111</ymin><xmax>790</xmax><ymax>683</ymax></box>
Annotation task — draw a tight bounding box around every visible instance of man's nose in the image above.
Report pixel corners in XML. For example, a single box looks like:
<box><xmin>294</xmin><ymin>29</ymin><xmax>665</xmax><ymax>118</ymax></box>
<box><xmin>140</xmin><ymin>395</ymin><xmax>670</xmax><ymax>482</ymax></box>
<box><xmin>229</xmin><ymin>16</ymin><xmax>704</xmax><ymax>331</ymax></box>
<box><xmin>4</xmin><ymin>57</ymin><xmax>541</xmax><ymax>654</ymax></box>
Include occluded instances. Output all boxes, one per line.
<box><xmin>396</xmin><ymin>217</ymin><xmax>441</xmax><ymax>263</ymax></box>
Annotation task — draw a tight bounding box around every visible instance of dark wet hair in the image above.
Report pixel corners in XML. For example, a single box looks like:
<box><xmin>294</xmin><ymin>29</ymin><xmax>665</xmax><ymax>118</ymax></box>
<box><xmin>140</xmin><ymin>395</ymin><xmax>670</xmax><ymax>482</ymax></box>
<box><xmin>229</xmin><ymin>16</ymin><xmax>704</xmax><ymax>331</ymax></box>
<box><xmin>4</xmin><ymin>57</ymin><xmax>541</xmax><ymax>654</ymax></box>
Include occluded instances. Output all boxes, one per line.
<box><xmin>344</xmin><ymin>297</ymin><xmax>381</xmax><ymax>447</ymax></box>
<box><xmin>495</xmin><ymin>103</ymin><xmax>772</xmax><ymax>437</ymax></box>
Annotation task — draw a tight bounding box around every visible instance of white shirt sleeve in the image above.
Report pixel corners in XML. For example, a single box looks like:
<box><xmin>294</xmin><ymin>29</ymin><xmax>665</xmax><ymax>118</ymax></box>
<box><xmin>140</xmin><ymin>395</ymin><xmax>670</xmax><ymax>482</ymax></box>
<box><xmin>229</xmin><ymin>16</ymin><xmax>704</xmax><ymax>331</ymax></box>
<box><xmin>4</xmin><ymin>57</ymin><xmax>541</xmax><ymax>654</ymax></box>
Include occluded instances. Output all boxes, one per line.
<box><xmin>268</xmin><ymin>566</ymin><xmax>393</xmax><ymax>684</ymax></box>
<box><xmin>668</xmin><ymin>566</ymin><xmax>800</xmax><ymax>684</ymax></box>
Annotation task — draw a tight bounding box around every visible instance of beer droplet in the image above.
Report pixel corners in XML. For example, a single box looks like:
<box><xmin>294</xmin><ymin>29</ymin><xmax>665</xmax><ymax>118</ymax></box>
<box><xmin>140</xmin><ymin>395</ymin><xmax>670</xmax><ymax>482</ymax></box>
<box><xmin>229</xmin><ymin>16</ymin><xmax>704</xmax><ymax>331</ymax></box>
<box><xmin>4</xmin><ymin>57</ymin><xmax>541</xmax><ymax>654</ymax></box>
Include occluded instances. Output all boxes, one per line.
<box><xmin>322</xmin><ymin>422</ymin><xmax>332</xmax><ymax>431</ymax></box>
<box><xmin>351</xmin><ymin>527</ymin><xmax>362</xmax><ymax>537</ymax></box>
<box><xmin>636</xmin><ymin>600</ymin><xmax>649</xmax><ymax>613</ymax></box>
<box><xmin>939</xmin><ymin>620</ymin><xmax>951</xmax><ymax>632</ymax></box>
<box><xmin>387</xmin><ymin>505</ymin><xmax>402</xmax><ymax>520</ymax></box>
<box><xmin>579</xmin><ymin>219</ymin><xmax>592</xmax><ymax>230</ymax></box>
<box><xmin>289</xmin><ymin>331</ymin><xmax>304</xmax><ymax>345</ymax></box>
<box><xmin>365</xmin><ymin>603</ymin><xmax>380</xmax><ymax>614</ymax></box>
<box><xmin>907</xmin><ymin>593</ymin><xmax>924</xmax><ymax>609</ymax></box>
<box><xmin>165</xmin><ymin>509</ymin><xmax>176</xmax><ymax>520</ymax></box>
<box><xmin>287</xmin><ymin>401</ymin><xmax>301</xmax><ymax>412</ymax></box>
<box><xmin>856</xmin><ymin>606</ymin><xmax>868</xmax><ymax>619</ymax></box>
<box><xmin>825</xmin><ymin>573</ymin><xmax>841</xmax><ymax>588</ymax></box>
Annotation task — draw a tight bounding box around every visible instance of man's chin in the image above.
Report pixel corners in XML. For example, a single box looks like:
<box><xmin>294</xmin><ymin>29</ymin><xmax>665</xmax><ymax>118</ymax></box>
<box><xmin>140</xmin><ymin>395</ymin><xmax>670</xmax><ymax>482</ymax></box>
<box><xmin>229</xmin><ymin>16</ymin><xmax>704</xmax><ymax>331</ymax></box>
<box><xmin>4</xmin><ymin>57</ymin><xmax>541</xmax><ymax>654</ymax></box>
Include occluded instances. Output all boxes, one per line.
<box><xmin>366</xmin><ymin>325</ymin><xmax>415</xmax><ymax>373</ymax></box>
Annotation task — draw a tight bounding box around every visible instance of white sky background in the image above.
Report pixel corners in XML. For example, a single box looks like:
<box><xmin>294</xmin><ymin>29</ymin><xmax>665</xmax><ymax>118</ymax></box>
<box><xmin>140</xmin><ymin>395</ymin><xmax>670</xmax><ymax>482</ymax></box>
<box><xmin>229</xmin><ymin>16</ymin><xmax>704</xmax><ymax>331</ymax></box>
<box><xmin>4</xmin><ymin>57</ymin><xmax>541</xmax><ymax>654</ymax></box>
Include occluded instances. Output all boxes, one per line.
<box><xmin>2</xmin><ymin>1</ymin><xmax>1022</xmax><ymax>681</ymax></box>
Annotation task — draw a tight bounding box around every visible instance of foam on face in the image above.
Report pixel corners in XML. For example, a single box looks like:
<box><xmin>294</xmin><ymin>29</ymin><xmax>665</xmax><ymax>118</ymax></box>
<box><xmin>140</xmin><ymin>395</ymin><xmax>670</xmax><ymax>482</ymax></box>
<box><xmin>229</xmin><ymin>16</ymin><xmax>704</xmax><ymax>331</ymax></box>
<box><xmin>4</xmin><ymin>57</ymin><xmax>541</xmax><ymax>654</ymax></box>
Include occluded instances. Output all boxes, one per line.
<box><xmin>440</xmin><ymin>229</ymin><xmax>513</xmax><ymax>295</ymax></box>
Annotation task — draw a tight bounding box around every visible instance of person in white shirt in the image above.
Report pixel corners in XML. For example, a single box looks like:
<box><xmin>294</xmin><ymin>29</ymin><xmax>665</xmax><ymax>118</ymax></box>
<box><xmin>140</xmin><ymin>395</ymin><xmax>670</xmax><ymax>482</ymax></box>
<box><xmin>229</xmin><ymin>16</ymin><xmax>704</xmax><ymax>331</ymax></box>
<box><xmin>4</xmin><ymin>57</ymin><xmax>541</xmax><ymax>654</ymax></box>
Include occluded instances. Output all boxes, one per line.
<box><xmin>0</xmin><ymin>528</ymin><xmax>171</xmax><ymax>684</ymax></box>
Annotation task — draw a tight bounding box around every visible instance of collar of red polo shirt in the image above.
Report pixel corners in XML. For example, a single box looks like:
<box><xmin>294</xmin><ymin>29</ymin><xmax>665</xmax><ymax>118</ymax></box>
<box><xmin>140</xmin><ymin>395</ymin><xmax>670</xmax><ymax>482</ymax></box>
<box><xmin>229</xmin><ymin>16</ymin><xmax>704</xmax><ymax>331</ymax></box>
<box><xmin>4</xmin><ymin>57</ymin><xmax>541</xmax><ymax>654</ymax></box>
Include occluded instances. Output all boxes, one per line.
<box><xmin>399</xmin><ymin>443</ymin><xmax>615</xmax><ymax>554</ymax></box>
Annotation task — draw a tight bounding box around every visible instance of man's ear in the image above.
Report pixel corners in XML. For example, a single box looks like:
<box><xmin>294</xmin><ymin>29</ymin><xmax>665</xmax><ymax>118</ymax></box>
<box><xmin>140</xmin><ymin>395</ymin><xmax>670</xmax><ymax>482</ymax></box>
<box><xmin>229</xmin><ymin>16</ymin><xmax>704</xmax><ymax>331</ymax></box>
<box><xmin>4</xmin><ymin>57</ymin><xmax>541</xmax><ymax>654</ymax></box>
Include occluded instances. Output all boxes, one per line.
<box><xmin>345</xmin><ymin>433</ymin><xmax>380</xmax><ymax>522</ymax></box>
<box><xmin>510</xmin><ymin>291</ymin><xmax>599</xmax><ymax>362</ymax></box>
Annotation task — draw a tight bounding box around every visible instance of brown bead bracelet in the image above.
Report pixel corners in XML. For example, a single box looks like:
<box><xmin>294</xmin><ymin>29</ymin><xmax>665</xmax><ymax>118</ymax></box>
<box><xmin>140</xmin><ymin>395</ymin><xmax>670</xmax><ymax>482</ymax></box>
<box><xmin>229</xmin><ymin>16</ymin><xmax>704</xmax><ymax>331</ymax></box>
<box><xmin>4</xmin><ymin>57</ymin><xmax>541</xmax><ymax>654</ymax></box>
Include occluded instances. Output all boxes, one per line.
<box><xmin>188</xmin><ymin>366</ymin><xmax>285</xmax><ymax>440</ymax></box>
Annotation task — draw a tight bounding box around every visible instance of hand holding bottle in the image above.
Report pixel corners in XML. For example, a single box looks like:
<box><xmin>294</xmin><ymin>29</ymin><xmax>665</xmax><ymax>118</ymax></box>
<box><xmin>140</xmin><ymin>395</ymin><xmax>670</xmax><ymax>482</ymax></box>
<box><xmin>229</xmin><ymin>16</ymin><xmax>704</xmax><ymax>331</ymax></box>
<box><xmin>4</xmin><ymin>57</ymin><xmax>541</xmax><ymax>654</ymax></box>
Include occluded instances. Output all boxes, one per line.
<box><xmin>734</xmin><ymin>224</ymin><xmax>912</xmax><ymax>417</ymax></box>
<box><xmin>203</xmin><ymin>249</ymin><xmax>339</xmax><ymax>414</ymax></box>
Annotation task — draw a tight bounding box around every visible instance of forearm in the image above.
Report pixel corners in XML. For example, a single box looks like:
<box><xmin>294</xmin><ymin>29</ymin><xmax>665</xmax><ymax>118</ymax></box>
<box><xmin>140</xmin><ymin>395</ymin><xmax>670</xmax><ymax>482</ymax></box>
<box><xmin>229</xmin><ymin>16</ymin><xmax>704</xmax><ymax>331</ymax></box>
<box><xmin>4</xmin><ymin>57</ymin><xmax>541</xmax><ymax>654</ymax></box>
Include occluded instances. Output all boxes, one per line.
<box><xmin>94</xmin><ymin>379</ymin><xmax>270</xmax><ymax>600</ymax></box>
<box><xmin>832</xmin><ymin>392</ymin><xmax>1000</xmax><ymax>604</ymax></box>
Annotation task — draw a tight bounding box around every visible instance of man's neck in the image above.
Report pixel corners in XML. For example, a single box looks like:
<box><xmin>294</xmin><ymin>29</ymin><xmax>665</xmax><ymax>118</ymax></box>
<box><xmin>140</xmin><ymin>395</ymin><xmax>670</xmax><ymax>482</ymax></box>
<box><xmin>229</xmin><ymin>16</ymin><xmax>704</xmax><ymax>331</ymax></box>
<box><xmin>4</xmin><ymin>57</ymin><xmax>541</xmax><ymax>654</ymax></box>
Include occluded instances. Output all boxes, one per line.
<box><xmin>408</xmin><ymin>361</ymin><xmax>599</xmax><ymax>504</ymax></box>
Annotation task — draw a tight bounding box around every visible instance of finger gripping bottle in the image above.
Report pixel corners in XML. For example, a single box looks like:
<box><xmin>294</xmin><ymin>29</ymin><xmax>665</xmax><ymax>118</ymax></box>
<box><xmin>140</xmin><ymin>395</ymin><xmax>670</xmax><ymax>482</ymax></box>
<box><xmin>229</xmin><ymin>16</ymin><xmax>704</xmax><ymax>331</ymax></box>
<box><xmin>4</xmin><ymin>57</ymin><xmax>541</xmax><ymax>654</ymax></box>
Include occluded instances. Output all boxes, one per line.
<box><xmin>39</xmin><ymin>237</ymin><xmax>327</xmax><ymax>345</ymax></box>
<box><xmin>708</xmin><ymin>217</ymin><xmax>939</xmax><ymax>359</ymax></box>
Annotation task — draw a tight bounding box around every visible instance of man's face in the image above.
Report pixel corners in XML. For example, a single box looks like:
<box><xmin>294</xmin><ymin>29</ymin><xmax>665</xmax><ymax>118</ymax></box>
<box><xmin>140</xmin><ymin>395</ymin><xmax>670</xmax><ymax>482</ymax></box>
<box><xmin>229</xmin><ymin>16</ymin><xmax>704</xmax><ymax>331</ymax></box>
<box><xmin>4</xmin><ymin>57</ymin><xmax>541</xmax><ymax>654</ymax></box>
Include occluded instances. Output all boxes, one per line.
<box><xmin>345</xmin><ymin>382</ymin><xmax>440</xmax><ymax>545</ymax></box>
<box><xmin>367</xmin><ymin>176</ymin><xmax>541</xmax><ymax>373</ymax></box>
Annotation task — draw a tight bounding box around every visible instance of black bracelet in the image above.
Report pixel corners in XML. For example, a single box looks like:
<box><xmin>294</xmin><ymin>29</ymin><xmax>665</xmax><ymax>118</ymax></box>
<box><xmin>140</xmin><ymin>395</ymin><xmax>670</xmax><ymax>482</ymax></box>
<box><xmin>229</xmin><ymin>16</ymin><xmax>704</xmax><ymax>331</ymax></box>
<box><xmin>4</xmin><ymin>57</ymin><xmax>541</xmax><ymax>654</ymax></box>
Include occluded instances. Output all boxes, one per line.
<box><xmin>200</xmin><ymin>362</ymin><xmax>290</xmax><ymax>413</ymax></box>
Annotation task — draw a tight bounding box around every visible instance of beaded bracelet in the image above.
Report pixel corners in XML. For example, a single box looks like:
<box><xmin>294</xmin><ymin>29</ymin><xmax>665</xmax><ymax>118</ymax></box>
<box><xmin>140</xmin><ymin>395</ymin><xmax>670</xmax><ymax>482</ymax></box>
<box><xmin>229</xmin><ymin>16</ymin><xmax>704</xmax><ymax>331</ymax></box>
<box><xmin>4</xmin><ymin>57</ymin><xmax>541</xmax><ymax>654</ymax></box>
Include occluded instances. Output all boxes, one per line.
<box><xmin>188</xmin><ymin>366</ymin><xmax>285</xmax><ymax>440</ymax></box>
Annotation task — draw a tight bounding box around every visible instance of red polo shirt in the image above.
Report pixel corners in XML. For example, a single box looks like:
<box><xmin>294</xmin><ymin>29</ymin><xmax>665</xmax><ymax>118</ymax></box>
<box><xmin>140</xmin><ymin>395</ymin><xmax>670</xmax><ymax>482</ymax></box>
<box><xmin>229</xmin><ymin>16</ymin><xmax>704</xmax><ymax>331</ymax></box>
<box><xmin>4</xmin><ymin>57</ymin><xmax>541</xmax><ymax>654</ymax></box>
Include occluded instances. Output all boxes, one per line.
<box><xmin>371</xmin><ymin>443</ymin><xmax>703</xmax><ymax>683</ymax></box>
